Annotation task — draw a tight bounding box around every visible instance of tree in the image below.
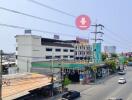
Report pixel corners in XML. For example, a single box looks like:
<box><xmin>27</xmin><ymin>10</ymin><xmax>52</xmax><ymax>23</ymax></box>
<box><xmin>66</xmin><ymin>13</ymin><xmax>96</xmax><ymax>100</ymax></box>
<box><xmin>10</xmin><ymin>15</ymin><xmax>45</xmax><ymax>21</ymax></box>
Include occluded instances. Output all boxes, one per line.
<box><xmin>111</xmin><ymin>53</ymin><xmax>118</xmax><ymax>58</ymax></box>
<box><xmin>102</xmin><ymin>53</ymin><xmax>108</xmax><ymax>61</ymax></box>
<box><xmin>105</xmin><ymin>60</ymin><xmax>117</xmax><ymax>73</ymax></box>
<box><xmin>127</xmin><ymin>57</ymin><xmax>132</xmax><ymax>62</ymax></box>
<box><xmin>63</xmin><ymin>77</ymin><xmax>71</xmax><ymax>87</ymax></box>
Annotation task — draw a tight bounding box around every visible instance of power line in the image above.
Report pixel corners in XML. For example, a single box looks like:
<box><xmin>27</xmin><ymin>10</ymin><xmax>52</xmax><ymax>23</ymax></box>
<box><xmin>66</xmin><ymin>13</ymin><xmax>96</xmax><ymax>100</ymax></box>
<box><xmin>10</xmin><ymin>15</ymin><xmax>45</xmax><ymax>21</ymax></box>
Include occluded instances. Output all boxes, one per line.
<box><xmin>103</xmin><ymin>39</ymin><xmax>125</xmax><ymax>48</ymax></box>
<box><xmin>104</xmin><ymin>27</ymin><xmax>130</xmax><ymax>43</ymax></box>
<box><xmin>27</xmin><ymin>0</ymin><xmax>76</xmax><ymax>18</ymax></box>
<box><xmin>91</xmin><ymin>24</ymin><xmax>104</xmax><ymax>43</ymax></box>
<box><xmin>104</xmin><ymin>33</ymin><xmax>123</xmax><ymax>44</ymax></box>
<box><xmin>95</xmin><ymin>21</ymin><xmax>132</xmax><ymax>49</ymax></box>
<box><xmin>103</xmin><ymin>37</ymin><xmax>130</xmax><ymax>49</ymax></box>
<box><xmin>0</xmin><ymin>6</ymin><xmax>75</xmax><ymax>28</ymax></box>
<box><xmin>90</xmin><ymin>23</ymin><xmax>104</xmax><ymax>64</ymax></box>
<box><xmin>104</xmin><ymin>27</ymin><xmax>132</xmax><ymax>47</ymax></box>
<box><xmin>0</xmin><ymin>23</ymin><xmax>87</xmax><ymax>38</ymax></box>
<box><xmin>103</xmin><ymin>37</ymin><xmax>131</xmax><ymax>52</ymax></box>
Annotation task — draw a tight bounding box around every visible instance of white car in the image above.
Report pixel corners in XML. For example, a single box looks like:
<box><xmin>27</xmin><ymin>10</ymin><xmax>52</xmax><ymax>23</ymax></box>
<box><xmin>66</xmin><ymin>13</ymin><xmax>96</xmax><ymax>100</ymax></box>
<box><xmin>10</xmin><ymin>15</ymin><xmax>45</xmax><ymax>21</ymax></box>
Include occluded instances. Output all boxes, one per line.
<box><xmin>118</xmin><ymin>70</ymin><xmax>126</xmax><ymax>75</ymax></box>
<box><xmin>108</xmin><ymin>97</ymin><xmax>123</xmax><ymax>100</ymax></box>
<box><xmin>118</xmin><ymin>78</ymin><xmax>126</xmax><ymax>84</ymax></box>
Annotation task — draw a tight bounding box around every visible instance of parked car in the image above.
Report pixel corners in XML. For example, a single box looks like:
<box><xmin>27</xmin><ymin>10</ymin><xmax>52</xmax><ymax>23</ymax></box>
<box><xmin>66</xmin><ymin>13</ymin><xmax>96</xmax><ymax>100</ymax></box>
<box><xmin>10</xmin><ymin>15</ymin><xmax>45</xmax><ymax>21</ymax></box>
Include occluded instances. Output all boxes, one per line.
<box><xmin>118</xmin><ymin>70</ymin><xmax>126</xmax><ymax>75</ymax></box>
<box><xmin>118</xmin><ymin>78</ymin><xmax>126</xmax><ymax>84</ymax></box>
<box><xmin>62</xmin><ymin>90</ymin><xmax>80</xmax><ymax>100</ymax></box>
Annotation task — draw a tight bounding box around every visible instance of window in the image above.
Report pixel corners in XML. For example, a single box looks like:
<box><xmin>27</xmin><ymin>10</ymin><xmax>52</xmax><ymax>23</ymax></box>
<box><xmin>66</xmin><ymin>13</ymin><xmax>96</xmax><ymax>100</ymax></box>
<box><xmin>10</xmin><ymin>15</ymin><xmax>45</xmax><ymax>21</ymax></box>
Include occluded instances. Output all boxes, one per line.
<box><xmin>16</xmin><ymin>55</ymin><xmax>18</xmax><ymax>59</ymax></box>
<box><xmin>63</xmin><ymin>56</ymin><xmax>68</xmax><ymax>58</ymax></box>
<box><xmin>55</xmin><ymin>56</ymin><xmax>61</xmax><ymax>59</ymax></box>
<box><xmin>16</xmin><ymin>47</ymin><xmax>18</xmax><ymax>51</ymax></box>
<box><xmin>46</xmin><ymin>48</ymin><xmax>52</xmax><ymax>51</ymax></box>
<box><xmin>55</xmin><ymin>49</ymin><xmax>61</xmax><ymax>52</ymax></box>
<box><xmin>63</xmin><ymin>49</ymin><xmax>68</xmax><ymax>52</ymax></box>
<box><xmin>70</xmin><ymin>49</ymin><xmax>74</xmax><ymax>52</ymax></box>
<box><xmin>46</xmin><ymin>56</ymin><xmax>52</xmax><ymax>59</ymax></box>
<box><xmin>75</xmin><ymin>52</ymin><xmax>77</xmax><ymax>55</ymax></box>
<box><xmin>70</xmin><ymin>56</ymin><xmax>74</xmax><ymax>58</ymax></box>
<box><xmin>87</xmin><ymin>46</ymin><xmax>90</xmax><ymax>50</ymax></box>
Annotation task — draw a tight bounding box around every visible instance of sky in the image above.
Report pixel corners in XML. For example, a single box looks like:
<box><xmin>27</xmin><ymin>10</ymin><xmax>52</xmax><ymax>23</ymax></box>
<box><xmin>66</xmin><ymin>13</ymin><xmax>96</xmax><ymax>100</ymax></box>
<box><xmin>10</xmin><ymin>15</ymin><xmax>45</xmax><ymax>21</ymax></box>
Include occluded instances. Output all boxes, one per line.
<box><xmin>0</xmin><ymin>0</ymin><xmax>132</xmax><ymax>53</ymax></box>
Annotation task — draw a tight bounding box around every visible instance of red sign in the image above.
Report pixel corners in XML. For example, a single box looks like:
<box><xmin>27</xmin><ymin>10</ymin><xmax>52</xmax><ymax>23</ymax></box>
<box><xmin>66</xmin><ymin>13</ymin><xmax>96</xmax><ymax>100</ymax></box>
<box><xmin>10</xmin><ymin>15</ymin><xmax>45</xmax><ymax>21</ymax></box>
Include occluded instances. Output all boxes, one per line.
<box><xmin>75</xmin><ymin>15</ymin><xmax>91</xmax><ymax>30</ymax></box>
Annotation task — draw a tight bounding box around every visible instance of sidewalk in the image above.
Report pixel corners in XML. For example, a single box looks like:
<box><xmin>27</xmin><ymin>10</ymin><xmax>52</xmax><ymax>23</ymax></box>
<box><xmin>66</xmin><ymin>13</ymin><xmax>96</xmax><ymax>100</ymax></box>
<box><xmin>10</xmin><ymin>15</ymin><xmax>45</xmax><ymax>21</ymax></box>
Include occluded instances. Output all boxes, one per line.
<box><xmin>93</xmin><ymin>73</ymin><xmax>118</xmax><ymax>85</ymax></box>
<box><xmin>67</xmin><ymin>83</ymin><xmax>93</xmax><ymax>92</ymax></box>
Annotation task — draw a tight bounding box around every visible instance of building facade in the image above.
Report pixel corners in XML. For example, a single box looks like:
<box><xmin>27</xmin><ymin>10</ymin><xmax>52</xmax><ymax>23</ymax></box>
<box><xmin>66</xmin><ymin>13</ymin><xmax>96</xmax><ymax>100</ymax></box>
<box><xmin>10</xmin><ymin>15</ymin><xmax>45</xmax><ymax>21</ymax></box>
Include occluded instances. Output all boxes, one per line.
<box><xmin>65</xmin><ymin>37</ymin><xmax>92</xmax><ymax>60</ymax></box>
<box><xmin>15</xmin><ymin>35</ymin><xmax>74</xmax><ymax>73</ymax></box>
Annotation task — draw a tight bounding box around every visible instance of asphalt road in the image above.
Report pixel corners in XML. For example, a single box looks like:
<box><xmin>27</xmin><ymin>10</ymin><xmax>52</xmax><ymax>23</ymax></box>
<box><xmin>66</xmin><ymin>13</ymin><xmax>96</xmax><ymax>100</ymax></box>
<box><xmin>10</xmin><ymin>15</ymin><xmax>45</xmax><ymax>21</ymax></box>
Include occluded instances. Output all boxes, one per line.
<box><xmin>77</xmin><ymin>66</ymin><xmax>132</xmax><ymax>100</ymax></box>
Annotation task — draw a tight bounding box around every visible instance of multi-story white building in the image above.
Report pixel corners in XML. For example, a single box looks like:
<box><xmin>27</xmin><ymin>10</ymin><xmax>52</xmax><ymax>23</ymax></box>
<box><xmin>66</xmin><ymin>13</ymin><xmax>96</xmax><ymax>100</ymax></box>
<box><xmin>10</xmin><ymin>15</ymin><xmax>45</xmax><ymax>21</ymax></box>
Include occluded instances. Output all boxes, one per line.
<box><xmin>15</xmin><ymin>34</ymin><xmax>74</xmax><ymax>73</ymax></box>
<box><xmin>65</xmin><ymin>37</ymin><xmax>92</xmax><ymax>60</ymax></box>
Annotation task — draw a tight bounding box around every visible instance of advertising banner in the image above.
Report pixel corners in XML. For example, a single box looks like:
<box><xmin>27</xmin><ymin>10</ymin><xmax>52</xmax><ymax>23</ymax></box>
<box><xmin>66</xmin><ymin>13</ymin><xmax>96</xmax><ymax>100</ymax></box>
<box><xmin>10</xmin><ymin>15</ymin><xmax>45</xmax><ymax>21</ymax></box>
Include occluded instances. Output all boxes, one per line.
<box><xmin>93</xmin><ymin>43</ymin><xmax>102</xmax><ymax>63</ymax></box>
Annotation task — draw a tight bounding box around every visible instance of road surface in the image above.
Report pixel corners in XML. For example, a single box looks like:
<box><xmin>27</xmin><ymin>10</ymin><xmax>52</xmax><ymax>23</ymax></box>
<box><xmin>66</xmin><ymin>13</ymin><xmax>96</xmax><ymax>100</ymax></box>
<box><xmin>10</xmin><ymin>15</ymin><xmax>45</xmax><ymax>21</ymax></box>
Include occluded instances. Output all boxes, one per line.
<box><xmin>77</xmin><ymin>67</ymin><xmax>132</xmax><ymax>100</ymax></box>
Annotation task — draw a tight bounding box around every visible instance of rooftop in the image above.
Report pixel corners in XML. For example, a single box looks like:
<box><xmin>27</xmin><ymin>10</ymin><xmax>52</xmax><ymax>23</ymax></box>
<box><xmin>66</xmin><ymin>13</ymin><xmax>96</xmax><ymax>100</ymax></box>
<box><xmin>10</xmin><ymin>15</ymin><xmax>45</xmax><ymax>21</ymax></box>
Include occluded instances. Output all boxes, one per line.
<box><xmin>2</xmin><ymin>73</ymin><xmax>51</xmax><ymax>100</ymax></box>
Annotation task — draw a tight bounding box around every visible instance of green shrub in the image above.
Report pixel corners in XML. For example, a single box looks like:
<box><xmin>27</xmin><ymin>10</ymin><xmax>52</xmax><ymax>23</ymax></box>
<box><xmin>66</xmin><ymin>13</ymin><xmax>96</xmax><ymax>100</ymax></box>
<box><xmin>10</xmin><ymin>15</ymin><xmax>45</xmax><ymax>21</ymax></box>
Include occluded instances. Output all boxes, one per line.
<box><xmin>63</xmin><ymin>77</ymin><xmax>71</xmax><ymax>86</ymax></box>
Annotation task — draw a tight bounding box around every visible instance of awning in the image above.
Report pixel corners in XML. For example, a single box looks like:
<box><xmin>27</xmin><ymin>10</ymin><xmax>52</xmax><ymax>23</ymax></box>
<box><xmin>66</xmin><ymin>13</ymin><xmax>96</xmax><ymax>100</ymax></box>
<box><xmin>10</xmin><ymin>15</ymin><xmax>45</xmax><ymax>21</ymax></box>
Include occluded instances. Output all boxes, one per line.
<box><xmin>32</xmin><ymin>61</ymin><xmax>86</xmax><ymax>70</ymax></box>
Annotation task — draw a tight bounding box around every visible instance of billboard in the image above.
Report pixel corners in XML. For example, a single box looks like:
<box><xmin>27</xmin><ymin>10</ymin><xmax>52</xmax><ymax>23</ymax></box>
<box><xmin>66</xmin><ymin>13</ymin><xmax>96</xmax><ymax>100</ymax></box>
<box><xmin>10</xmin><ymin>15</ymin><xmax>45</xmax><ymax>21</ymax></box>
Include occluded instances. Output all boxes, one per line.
<box><xmin>93</xmin><ymin>43</ymin><xmax>102</xmax><ymax>63</ymax></box>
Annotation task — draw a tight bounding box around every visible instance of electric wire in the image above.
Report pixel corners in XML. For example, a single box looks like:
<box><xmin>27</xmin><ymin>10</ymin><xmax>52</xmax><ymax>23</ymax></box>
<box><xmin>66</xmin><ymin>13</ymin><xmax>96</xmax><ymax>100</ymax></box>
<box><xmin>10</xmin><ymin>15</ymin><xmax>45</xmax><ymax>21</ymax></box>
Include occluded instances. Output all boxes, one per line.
<box><xmin>0</xmin><ymin>6</ymin><xmax>75</xmax><ymax>28</ymax></box>
<box><xmin>27</xmin><ymin>0</ymin><xmax>76</xmax><ymax>18</ymax></box>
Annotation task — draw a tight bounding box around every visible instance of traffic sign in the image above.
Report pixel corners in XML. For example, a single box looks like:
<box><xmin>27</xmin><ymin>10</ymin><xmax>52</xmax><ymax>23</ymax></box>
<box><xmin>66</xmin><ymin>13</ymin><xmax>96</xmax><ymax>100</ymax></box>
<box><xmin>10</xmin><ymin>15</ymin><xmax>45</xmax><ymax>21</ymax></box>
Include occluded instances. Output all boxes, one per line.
<box><xmin>75</xmin><ymin>15</ymin><xmax>91</xmax><ymax>30</ymax></box>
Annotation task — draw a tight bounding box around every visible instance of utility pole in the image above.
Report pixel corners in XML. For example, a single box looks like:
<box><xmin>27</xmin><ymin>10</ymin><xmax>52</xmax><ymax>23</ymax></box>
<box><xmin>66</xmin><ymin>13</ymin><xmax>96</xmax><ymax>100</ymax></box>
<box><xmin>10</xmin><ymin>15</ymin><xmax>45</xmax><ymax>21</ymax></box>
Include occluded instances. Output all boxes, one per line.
<box><xmin>91</xmin><ymin>24</ymin><xmax>104</xmax><ymax>82</ymax></box>
<box><xmin>51</xmin><ymin>53</ymin><xmax>54</xmax><ymax>97</ymax></box>
<box><xmin>0</xmin><ymin>50</ymin><xmax>3</xmax><ymax>100</ymax></box>
<box><xmin>91</xmin><ymin>24</ymin><xmax>104</xmax><ymax>63</ymax></box>
<box><xmin>60</xmin><ymin>59</ymin><xmax>64</xmax><ymax>92</ymax></box>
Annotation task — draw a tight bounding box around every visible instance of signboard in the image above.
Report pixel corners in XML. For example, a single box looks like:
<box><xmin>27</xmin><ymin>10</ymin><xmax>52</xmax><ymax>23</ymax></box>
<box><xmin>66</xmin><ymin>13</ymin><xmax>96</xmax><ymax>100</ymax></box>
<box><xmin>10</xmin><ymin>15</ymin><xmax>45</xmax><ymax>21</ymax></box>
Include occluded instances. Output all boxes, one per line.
<box><xmin>93</xmin><ymin>43</ymin><xmax>102</xmax><ymax>63</ymax></box>
<box><xmin>75</xmin><ymin>15</ymin><xmax>91</xmax><ymax>30</ymax></box>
